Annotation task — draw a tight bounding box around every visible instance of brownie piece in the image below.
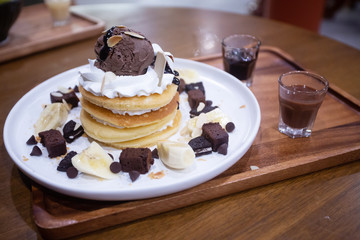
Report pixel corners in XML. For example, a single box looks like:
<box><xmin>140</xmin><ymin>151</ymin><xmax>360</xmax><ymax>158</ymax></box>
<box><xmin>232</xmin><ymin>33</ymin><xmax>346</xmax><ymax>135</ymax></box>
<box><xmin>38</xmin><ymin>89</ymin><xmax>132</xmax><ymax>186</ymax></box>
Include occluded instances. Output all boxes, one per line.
<box><xmin>38</xmin><ymin>129</ymin><xmax>67</xmax><ymax>158</ymax></box>
<box><xmin>63</xmin><ymin>120</ymin><xmax>84</xmax><ymax>143</ymax></box>
<box><xmin>50</xmin><ymin>89</ymin><xmax>79</xmax><ymax>108</ymax></box>
<box><xmin>188</xmin><ymin>136</ymin><xmax>212</xmax><ymax>157</ymax></box>
<box><xmin>202</xmin><ymin>122</ymin><xmax>229</xmax><ymax>152</ymax></box>
<box><xmin>119</xmin><ymin>148</ymin><xmax>153</xmax><ymax>174</ymax></box>
<box><xmin>185</xmin><ymin>82</ymin><xmax>205</xmax><ymax>95</ymax></box>
<box><xmin>178</xmin><ymin>78</ymin><xmax>186</xmax><ymax>93</ymax></box>
<box><xmin>187</xmin><ymin>89</ymin><xmax>205</xmax><ymax>109</ymax></box>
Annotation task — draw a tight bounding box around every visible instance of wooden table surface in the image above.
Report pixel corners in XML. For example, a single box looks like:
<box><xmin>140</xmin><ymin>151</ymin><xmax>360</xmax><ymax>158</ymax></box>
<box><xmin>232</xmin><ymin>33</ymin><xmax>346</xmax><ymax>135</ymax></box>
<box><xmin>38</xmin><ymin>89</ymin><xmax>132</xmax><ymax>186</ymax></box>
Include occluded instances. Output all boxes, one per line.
<box><xmin>1</xmin><ymin>4</ymin><xmax>360</xmax><ymax>239</ymax></box>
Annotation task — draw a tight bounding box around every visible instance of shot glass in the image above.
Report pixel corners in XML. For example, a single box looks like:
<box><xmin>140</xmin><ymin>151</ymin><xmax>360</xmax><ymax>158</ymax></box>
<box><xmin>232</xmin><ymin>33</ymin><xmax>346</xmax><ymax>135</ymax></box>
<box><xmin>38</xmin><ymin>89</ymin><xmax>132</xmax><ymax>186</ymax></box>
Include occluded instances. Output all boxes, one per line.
<box><xmin>222</xmin><ymin>34</ymin><xmax>261</xmax><ymax>87</ymax></box>
<box><xmin>44</xmin><ymin>0</ymin><xmax>71</xmax><ymax>27</ymax></box>
<box><xmin>278</xmin><ymin>71</ymin><xmax>329</xmax><ymax>138</ymax></box>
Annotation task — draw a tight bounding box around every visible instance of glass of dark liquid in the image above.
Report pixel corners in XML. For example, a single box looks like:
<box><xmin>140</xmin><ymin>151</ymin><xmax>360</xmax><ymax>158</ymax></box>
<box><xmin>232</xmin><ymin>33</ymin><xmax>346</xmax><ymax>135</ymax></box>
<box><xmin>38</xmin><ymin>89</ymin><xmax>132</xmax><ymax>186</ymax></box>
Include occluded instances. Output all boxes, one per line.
<box><xmin>222</xmin><ymin>34</ymin><xmax>261</xmax><ymax>87</ymax></box>
<box><xmin>0</xmin><ymin>0</ymin><xmax>22</xmax><ymax>45</ymax></box>
<box><xmin>278</xmin><ymin>71</ymin><xmax>328</xmax><ymax>138</ymax></box>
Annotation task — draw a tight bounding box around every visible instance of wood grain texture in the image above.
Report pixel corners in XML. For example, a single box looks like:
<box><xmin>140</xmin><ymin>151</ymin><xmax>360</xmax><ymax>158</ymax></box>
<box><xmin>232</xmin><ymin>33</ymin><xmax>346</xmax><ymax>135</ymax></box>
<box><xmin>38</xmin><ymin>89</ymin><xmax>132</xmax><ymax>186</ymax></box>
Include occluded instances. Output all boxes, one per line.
<box><xmin>1</xmin><ymin>4</ymin><xmax>360</xmax><ymax>240</ymax></box>
<box><xmin>30</xmin><ymin>49</ymin><xmax>360</xmax><ymax>239</ymax></box>
<box><xmin>0</xmin><ymin>4</ymin><xmax>105</xmax><ymax>63</ymax></box>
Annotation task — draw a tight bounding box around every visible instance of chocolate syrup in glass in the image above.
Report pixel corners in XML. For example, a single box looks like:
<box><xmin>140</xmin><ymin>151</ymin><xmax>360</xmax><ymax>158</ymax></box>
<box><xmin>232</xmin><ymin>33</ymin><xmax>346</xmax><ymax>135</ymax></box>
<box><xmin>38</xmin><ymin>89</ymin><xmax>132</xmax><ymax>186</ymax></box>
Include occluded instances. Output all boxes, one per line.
<box><xmin>222</xmin><ymin>48</ymin><xmax>257</xmax><ymax>80</ymax></box>
<box><xmin>223</xmin><ymin>58</ymin><xmax>256</xmax><ymax>80</ymax></box>
<box><xmin>279</xmin><ymin>85</ymin><xmax>324</xmax><ymax>129</ymax></box>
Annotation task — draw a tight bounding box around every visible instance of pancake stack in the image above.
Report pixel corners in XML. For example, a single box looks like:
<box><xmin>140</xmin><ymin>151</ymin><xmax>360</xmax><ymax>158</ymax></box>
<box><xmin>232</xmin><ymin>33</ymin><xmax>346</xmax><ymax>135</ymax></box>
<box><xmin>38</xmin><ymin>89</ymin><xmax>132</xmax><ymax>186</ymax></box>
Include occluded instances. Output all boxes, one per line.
<box><xmin>78</xmin><ymin>26</ymin><xmax>181</xmax><ymax>149</ymax></box>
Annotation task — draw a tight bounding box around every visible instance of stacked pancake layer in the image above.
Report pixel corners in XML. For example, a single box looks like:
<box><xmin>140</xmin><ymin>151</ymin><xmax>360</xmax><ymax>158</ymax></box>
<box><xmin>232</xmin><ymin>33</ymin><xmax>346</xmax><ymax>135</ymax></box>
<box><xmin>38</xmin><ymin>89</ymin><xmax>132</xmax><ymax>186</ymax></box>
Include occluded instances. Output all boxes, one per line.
<box><xmin>79</xmin><ymin>84</ymin><xmax>181</xmax><ymax>149</ymax></box>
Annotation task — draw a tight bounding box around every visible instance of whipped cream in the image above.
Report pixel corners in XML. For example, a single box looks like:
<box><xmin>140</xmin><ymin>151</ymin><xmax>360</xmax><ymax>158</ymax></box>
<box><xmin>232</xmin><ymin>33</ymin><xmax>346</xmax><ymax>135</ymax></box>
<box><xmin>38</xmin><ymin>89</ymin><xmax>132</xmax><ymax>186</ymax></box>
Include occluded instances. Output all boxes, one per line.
<box><xmin>79</xmin><ymin>43</ymin><xmax>175</xmax><ymax>98</ymax></box>
<box><xmin>110</xmin><ymin>107</ymin><xmax>160</xmax><ymax>116</ymax></box>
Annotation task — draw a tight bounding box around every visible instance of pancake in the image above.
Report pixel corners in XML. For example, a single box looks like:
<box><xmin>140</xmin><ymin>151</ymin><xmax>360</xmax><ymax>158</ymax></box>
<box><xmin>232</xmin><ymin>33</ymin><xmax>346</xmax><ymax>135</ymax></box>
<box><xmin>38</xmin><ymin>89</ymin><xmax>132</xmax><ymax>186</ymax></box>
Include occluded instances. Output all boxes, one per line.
<box><xmin>80</xmin><ymin>108</ymin><xmax>178</xmax><ymax>143</ymax></box>
<box><xmin>79</xmin><ymin>84</ymin><xmax>178</xmax><ymax>111</ymax></box>
<box><xmin>107</xmin><ymin>110</ymin><xmax>182</xmax><ymax>149</ymax></box>
<box><xmin>81</xmin><ymin>92</ymin><xmax>179</xmax><ymax>128</ymax></box>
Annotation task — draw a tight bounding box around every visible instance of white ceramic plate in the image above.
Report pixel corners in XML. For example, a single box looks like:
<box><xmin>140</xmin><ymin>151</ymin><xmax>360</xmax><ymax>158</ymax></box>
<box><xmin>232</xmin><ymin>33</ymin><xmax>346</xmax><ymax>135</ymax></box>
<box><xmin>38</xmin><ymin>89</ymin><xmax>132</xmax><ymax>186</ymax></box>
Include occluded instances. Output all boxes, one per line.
<box><xmin>4</xmin><ymin>58</ymin><xmax>260</xmax><ymax>201</ymax></box>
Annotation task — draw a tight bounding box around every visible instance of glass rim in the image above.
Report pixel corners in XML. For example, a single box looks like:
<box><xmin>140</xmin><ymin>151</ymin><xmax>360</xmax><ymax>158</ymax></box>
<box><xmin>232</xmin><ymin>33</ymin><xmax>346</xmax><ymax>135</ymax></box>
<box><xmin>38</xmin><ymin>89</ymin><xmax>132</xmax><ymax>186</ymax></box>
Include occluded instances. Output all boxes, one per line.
<box><xmin>278</xmin><ymin>70</ymin><xmax>329</xmax><ymax>94</ymax></box>
<box><xmin>222</xmin><ymin>34</ymin><xmax>261</xmax><ymax>49</ymax></box>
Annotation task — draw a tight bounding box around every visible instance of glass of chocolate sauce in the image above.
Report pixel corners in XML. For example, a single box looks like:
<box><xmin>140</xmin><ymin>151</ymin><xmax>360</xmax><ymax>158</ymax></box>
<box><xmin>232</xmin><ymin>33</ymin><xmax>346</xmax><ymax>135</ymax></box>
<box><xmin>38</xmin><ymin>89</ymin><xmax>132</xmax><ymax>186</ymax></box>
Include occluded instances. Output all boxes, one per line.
<box><xmin>278</xmin><ymin>71</ymin><xmax>328</xmax><ymax>138</ymax></box>
<box><xmin>222</xmin><ymin>34</ymin><xmax>261</xmax><ymax>87</ymax></box>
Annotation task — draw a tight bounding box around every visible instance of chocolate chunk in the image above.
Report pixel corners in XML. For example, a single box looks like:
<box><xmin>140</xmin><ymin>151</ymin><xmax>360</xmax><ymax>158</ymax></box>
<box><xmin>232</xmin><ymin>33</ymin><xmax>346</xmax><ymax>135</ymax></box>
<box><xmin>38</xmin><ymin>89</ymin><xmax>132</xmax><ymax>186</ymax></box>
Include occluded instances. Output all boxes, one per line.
<box><xmin>172</xmin><ymin>77</ymin><xmax>180</xmax><ymax>85</ymax></box>
<box><xmin>129</xmin><ymin>171</ymin><xmax>140</xmax><ymax>182</ymax></box>
<box><xmin>188</xmin><ymin>136</ymin><xmax>213</xmax><ymax>157</ymax></box>
<box><xmin>30</xmin><ymin>146</ymin><xmax>42</xmax><ymax>156</ymax></box>
<box><xmin>66</xmin><ymin>167</ymin><xmax>78</xmax><ymax>179</ymax></box>
<box><xmin>190</xmin><ymin>100</ymin><xmax>218</xmax><ymax>117</ymax></box>
<box><xmin>225</xmin><ymin>122</ymin><xmax>235</xmax><ymax>132</ymax></box>
<box><xmin>152</xmin><ymin>148</ymin><xmax>159</xmax><ymax>159</ymax></box>
<box><xmin>26</xmin><ymin>135</ymin><xmax>37</xmax><ymax>145</ymax></box>
<box><xmin>73</xmin><ymin>85</ymin><xmax>79</xmax><ymax>93</ymax></box>
<box><xmin>57</xmin><ymin>151</ymin><xmax>77</xmax><ymax>172</ymax></box>
<box><xmin>178</xmin><ymin>78</ymin><xmax>186</xmax><ymax>93</ymax></box>
<box><xmin>38</xmin><ymin>129</ymin><xmax>67</xmax><ymax>158</ymax></box>
<box><xmin>217</xmin><ymin>143</ymin><xmax>228</xmax><ymax>155</ymax></box>
<box><xmin>110</xmin><ymin>162</ymin><xmax>121</xmax><ymax>173</ymax></box>
<box><xmin>185</xmin><ymin>82</ymin><xmax>205</xmax><ymax>95</ymax></box>
<box><xmin>202</xmin><ymin>122</ymin><xmax>229</xmax><ymax>152</ymax></box>
<box><xmin>174</xmin><ymin>70</ymin><xmax>179</xmax><ymax>76</ymax></box>
<box><xmin>50</xmin><ymin>90</ymin><xmax>79</xmax><ymax>108</ymax></box>
<box><xmin>188</xmin><ymin>89</ymin><xmax>205</xmax><ymax>109</ymax></box>
<box><xmin>119</xmin><ymin>148</ymin><xmax>152</xmax><ymax>174</ymax></box>
<box><xmin>63</xmin><ymin>120</ymin><xmax>84</xmax><ymax>143</ymax></box>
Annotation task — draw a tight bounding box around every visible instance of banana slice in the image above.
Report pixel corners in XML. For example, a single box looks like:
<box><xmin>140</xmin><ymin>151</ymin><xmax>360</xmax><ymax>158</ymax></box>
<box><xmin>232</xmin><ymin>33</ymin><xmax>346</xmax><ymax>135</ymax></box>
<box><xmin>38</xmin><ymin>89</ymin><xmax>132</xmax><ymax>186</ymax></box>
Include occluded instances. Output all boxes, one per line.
<box><xmin>186</xmin><ymin>108</ymin><xmax>230</xmax><ymax>138</ymax></box>
<box><xmin>34</xmin><ymin>103</ymin><xmax>69</xmax><ymax>134</ymax></box>
<box><xmin>72</xmin><ymin>141</ymin><xmax>118</xmax><ymax>179</ymax></box>
<box><xmin>157</xmin><ymin>141</ymin><xmax>195</xmax><ymax>169</ymax></box>
<box><xmin>177</xmin><ymin>69</ymin><xmax>199</xmax><ymax>83</ymax></box>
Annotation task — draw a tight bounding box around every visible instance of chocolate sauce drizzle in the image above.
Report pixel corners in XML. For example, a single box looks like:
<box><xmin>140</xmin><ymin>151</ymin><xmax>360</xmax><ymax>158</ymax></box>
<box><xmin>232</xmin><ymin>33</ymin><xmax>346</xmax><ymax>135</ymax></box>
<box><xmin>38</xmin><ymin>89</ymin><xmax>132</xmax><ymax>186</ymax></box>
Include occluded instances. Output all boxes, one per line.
<box><xmin>165</xmin><ymin>63</ymin><xmax>180</xmax><ymax>85</ymax></box>
<box><xmin>172</xmin><ymin>77</ymin><xmax>180</xmax><ymax>85</ymax></box>
<box><xmin>99</xmin><ymin>26</ymin><xmax>115</xmax><ymax>61</ymax></box>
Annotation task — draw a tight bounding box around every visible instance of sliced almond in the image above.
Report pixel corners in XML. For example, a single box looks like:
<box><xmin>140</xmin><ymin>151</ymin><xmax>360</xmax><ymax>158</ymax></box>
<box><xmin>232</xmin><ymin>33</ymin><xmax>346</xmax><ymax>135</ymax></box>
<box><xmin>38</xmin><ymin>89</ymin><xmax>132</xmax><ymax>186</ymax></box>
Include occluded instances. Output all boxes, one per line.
<box><xmin>107</xmin><ymin>35</ymin><xmax>123</xmax><ymax>47</ymax></box>
<box><xmin>51</xmin><ymin>92</ymin><xmax>63</xmax><ymax>98</ymax></box>
<box><xmin>154</xmin><ymin>51</ymin><xmax>166</xmax><ymax>86</ymax></box>
<box><xmin>197</xmin><ymin>102</ymin><xmax>205</xmax><ymax>112</ymax></box>
<box><xmin>74</xmin><ymin>122</ymin><xmax>82</xmax><ymax>131</ymax></box>
<box><xmin>100</xmin><ymin>75</ymin><xmax>106</xmax><ymax>93</ymax></box>
<box><xmin>101</xmin><ymin>72</ymin><xmax>116</xmax><ymax>93</ymax></box>
<box><xmin>124</xmin><ymin>31</ymin><xmax>145</xmax><ymax>39</ymax></box>
<box><xmin>58</xmin><ymin>86</ymin><xmax>71</xmax><ymax>93</ymax></box>
<box><xmin>102</xmin><ymin>27</ymin><xmax>112</xmax><ymax>34</ymax></box>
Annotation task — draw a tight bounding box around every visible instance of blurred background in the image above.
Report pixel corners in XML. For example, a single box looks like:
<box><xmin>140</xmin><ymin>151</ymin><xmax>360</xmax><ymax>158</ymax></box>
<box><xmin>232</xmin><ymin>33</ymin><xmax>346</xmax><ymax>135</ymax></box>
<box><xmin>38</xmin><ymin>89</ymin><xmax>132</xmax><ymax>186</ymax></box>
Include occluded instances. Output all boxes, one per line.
<box><xmin>23</xmin><ymin>0</ymin><xmax>360</xmax><ymax>50</ymax></box>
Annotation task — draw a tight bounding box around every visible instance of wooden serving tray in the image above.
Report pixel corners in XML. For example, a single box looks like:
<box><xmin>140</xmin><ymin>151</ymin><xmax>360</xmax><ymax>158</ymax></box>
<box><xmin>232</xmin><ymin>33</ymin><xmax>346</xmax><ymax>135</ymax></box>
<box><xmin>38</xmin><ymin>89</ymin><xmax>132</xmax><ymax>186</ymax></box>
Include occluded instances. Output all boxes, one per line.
<box><xmin>32</xmin><ymin>47</ymin><xmax>360</xmax><ymax>239</ymax></box>
<box><xmin>0</xmin><ymin>4</ymin><xmax>105</xmax><ymax>63</ymax></box>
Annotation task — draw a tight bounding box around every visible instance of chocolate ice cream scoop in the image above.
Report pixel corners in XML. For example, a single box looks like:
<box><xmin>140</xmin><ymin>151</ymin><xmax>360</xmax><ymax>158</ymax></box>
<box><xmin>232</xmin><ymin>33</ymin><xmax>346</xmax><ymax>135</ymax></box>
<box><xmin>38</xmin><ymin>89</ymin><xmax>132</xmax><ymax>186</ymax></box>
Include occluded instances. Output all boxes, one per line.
<box><xmin>94</xmin><ymin>26</ymin><xmax>155</xmax><ymax>76</ymax></box>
